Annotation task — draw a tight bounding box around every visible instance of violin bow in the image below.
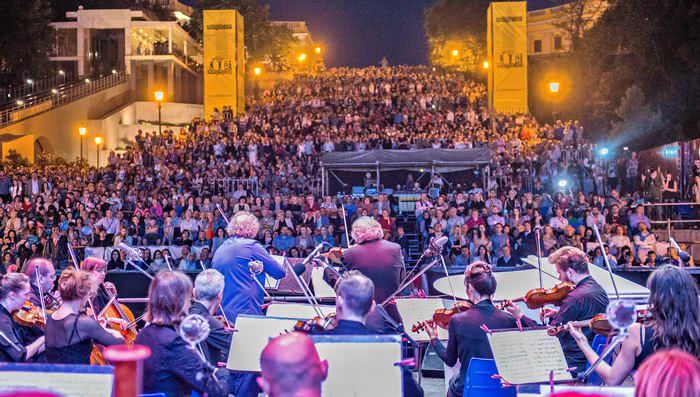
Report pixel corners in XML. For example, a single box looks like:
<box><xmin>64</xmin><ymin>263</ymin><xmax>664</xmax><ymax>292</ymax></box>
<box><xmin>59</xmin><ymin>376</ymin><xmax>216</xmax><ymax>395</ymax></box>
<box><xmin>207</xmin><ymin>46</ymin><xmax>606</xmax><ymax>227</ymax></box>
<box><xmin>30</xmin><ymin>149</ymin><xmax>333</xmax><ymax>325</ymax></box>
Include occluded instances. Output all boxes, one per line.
<box><xmin>534</xmin><ymin>227</ymin><xmax>544</xmax><ymax>290</ymax></box>
<box><xmin>339</xmin><ymin>202</ymin><xmax>350</xmax><ymax>248</ymax></box>
<box><xmin>33</xmin><ymin>266</ymin><xmax>48</xmax><ymax>323</ymax></box>
<box><xmin>592</xmin><ymin>224</ymin><xmax>620</xmax><ymax>300</ymax></box>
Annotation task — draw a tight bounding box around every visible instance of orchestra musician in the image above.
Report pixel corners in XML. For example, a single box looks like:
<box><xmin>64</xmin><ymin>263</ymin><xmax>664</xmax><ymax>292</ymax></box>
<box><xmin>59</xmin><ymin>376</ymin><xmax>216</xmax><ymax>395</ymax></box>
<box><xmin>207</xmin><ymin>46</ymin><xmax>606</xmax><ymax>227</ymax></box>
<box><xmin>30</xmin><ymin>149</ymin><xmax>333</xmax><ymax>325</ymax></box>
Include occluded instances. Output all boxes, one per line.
<box><xmin>314</xmin><ymin>270</ymin><xmax>424</xmax><ymax>397</ymax></box>
<box><xmin>23</xmin><ymin>258</ymin><xmax>59</xmax><ymax>311</ymax></box>
<box><xmin>505</xmin><ymin>246</ymin><xmax>608</xmax><ymax>372</ymax></box>
<box><xmin>136</xmin><ymin>270</ymin><xmax>229</xmax><ymax>397</ymax></box>
<box><xmin>258</xmin><ymin>332</ymin><xmax>328</xmax><ymax>397</ymax></box>
<box><xmin>0</xmin><ymin>273</ymin><xmax>45</xmax><ymax>362</ymax></box>
<box><xmin>189</xmin><ymin>269</ymin><xmax>232</xmax><ymax>365</ymax></box>
<box><xmin>565</xmin><ymin>265</ymin><xmax>700</xmax><ymax>385</ymax></box>
<box><xmin>424</xmin><ymin>262</ymin><xmax>520</xmax><ymax>397</ymax></box>
<box><xmin>211</xmin><ymin>211</ymin><xmax>285</xmax><ymax>322</ymax></box>
<box><xmin>323</xmin><ymin>216</ymin><xmax>405</xmax><ymax>324</ymax></box>
<box><xmin>80</xmin><ymin>257</ymin><xmax>118</xmax><ymax>314</ymax></box>
<box><xmin>44</xmin><ymin>267</ymin><xmax>124</xmax><ymax>364</ymax></box>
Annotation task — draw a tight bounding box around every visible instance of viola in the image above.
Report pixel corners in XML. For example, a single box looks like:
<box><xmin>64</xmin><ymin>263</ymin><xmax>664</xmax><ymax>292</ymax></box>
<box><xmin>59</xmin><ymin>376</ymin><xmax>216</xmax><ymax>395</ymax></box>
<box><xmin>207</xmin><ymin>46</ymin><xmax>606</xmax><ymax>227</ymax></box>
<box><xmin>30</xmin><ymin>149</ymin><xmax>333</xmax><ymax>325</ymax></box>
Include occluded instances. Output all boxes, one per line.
<box><xmin>502</xmin><ymin>282</ymin><xmax>575</xmax><ymax>310</ymax></box>
<box><xmin>293</xmin><ymin>313</ymin><xmax>337</xmax><ymax>333</ymax></box>
<box><xmin>12</xmin><ymin>301</ymin><xmax>52</xmax><ymax>328</ymax></box>
<box><xmin>412</xmin><ymin>300</ymin><xmax>474</xmax><ymax>333</ymax></box>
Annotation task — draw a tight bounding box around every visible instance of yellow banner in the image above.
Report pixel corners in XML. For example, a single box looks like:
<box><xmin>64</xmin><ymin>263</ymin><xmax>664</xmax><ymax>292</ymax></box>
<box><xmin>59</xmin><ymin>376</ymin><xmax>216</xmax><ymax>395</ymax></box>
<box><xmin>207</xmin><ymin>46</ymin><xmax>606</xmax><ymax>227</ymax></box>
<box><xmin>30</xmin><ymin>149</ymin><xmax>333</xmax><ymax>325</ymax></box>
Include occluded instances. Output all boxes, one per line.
<box><xmin>204</xmin><ymin>10</ymin><xmax>243</xmax><ymax>120</ymax></box>
<box><xmin>487</xmin><ymin>2</ymin><xmax>528</xmax><ymax>114</ymax></box>
<box><xmin>235</xmin><ymin>11</ymin><xmax>245</xmax><ymax>114</ymax></box>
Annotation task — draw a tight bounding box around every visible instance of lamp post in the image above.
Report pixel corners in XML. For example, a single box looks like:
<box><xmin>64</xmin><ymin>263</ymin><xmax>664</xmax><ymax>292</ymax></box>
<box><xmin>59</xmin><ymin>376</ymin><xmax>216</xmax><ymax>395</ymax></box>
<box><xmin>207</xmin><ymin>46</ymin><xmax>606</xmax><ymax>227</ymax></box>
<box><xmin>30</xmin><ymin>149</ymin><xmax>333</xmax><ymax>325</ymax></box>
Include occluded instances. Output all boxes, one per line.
<box><xmin>78</xmin><ymin>127</ymin><xmax>87</xmax><ymax>163</ymax></box>
<box><xmin>94</xmin><ymin>136</ymin><xmax>103</xmax><ymax>167</ymax></box>
<box><xmin>548</xmin><ymin>81</ymin><xmax>560</xmax><ymax>122</ymax></box>
<box><xmin>253</xmin><ymin>67</ymin><xmax>262</xmax><ymax>99</ymax></box>
<box><xmin>154</xmin><ymin>90</ymin><xmax>164</xmax><ymax>135</ymax></box>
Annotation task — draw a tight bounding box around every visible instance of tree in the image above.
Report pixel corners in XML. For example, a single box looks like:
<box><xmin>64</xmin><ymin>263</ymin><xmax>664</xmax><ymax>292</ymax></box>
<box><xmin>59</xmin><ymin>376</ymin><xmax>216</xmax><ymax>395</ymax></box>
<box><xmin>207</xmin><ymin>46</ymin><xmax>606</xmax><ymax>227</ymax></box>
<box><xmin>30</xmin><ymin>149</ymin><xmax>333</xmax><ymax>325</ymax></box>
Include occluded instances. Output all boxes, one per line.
<box><xmin>189</xmin><ymin>0</ymin><xmax>293</xmax><ymax>64</ymax></box>
<box><xmin>424</xmin><ymin>0</ymin><xmax>491</xmax><ymax>73</ymax></box>
<box><xmin>553</xmin><ymin>0</ymin><xmax>608</xmax><ymax>52</ymax></box>
<box><xmin>0</xmin><ymin>0</ymin><xmax>54</xmax><ymax>86</ymax></box>
<box><xmin>576</xmin><ymin>0</ymin><xmax>700</xmax><ymax>144</ymax></box>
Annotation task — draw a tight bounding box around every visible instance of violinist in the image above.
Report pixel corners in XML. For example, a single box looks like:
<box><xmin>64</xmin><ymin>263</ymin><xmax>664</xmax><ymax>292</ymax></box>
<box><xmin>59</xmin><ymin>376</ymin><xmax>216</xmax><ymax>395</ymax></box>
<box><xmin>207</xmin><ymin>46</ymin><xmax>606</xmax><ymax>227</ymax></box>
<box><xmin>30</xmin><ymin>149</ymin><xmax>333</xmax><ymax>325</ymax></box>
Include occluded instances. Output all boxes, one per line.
<box><xmin>504</xmin><ymin>246</ymin><xmax>608</xmax><ymax>373</ymax></box>
<box><xmin>0</xmin><ymin>273</ymin><xmax>45</xmax><ymax>362</ymax></box>
<box><xmin>565</xmin><ymin>265</ymin><xmax>700</xmax><ymax>385</ymax></box>
<box><xmin>23</xmin><ymin>258</ymin><xmax>59</xmax><ymax>311</ymax></box>
<box><xmin>44</xmin><ymin>267</ymin><xmax>124</xmax><ymax>364</ymax></box>
<box><xmin>424</xmin><ymin>262</ymin><xmax>519</xmax><ymax>397</ymax></box>
<box><xmin>80</xmin><ymin>257</ymin><xmax>117</xmax><ymax>314</ymax></box>
<box><xmin>323</xmin><ymin>216</ymin><xmax>405</xmax><ymax>324</ymax></box>
<box><xmin>189</xmin><ymin>269</ymin><xmax>232</xmax><ymax>366</ymax></box>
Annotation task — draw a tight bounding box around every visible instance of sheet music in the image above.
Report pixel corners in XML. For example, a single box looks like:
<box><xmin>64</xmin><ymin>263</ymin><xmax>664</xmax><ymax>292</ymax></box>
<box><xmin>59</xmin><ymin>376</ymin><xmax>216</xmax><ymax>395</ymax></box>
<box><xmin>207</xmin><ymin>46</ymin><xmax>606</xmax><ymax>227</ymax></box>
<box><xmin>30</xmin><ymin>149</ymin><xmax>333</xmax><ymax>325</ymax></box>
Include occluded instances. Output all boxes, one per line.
<box><xmin>266</xmin><ymin>303</ymin><xmax>335</xmax><ymax>319</ymax></box>
<box><xmin>395</xmin><ymin>298</ymin><xmax>450</xmax><ymax>342</ymax></box>
<box><xmin>487</xmin><ymin>328</ymin><xmax>572</xmax><ymax>385</ymax></box>
<box><xmin>227</xmin><ymin>315</ymin><xmax>300</xmax><ymax>372</ymax></box>
<box><xmin>0</xmin><ymin>369</ymin><xmax>113</xmax><ymax>397</ymax></box>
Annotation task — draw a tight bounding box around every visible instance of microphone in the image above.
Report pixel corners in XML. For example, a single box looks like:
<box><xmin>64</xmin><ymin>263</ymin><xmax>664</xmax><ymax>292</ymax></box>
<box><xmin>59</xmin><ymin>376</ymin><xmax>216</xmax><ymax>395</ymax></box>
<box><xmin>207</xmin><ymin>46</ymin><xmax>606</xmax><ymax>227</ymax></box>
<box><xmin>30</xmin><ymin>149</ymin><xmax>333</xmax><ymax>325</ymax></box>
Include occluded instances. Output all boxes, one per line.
<box><xmin>292</xmin><ymin>262</ymin><xmax>307</xmax><ymax>276</ymax></box>
<box><xmin>118</xmin><ymin>243</ymin><xmax>143</xmax><ymax>261</ymax></box>
<box><xmin>302</xmin><ymin>242</ymin><xmax>328</xmax><ymax>266</ymax></box>
<box><xmin>669</xmin><ymin>238</ymin><xmax>692</xmax><ymax>264</ymax></box>
<box><xmin>425</xmin><ymin>235</ymin><xmax>448</xmax><ymax>255</ymax></box>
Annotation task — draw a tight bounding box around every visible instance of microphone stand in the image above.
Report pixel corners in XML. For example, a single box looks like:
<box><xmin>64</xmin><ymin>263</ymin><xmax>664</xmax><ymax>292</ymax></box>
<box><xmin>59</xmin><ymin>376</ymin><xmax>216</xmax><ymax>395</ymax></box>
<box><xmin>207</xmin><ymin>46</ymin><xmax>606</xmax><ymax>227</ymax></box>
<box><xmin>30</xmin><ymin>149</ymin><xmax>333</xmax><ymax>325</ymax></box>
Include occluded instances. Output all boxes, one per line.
<box><xmin>578</xmin><ymin>329</ymin><xmax>628</xmax><ymax>382</ymax></box>
<box><xmin>283</xmin><ymin>254</ymin><xmax>325</xmax><ymax>318</ymax></box>
<box><xmin>381</xmin><ymin>255</ymin><xmax>441</xmax><ymax>307</ymax></box>
<box><xmin>593</xmin><ymin>224</ymin><xmax>620</xmax><ymax>300</ymax></box>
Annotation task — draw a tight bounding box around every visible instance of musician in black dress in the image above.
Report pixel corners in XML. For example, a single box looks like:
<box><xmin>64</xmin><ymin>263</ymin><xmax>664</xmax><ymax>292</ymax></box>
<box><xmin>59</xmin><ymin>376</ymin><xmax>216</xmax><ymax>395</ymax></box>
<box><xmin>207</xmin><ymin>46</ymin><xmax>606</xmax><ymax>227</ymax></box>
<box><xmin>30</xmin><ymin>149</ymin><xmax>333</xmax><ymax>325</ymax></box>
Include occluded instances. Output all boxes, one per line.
<box><xmin>505</xmin><ymin>246</ymin><xmax>609</xmax><ymax>373</ymax></box>
<box><xmin>44</xmin><ymin>267</ymin><xmax>124</xmax><ymax>364</ymax></box>
<box><xmin>566</xmin><ymin>265</ymin><xmax>700</xmax><ymax>385</ymax></box>
<box><xmin>81</xmin><ymin>257</ymin><xmax>118</xmax><ymax>314</ymax></box>
<box><xmin>0</xmin><ymin>273</ymin><xmax>45</xmax><ymax>362</ymax></box>
<box><xmin>424</xmin><ymin>262</ymin><xmax>519</xmax><ymax>397</ymax></box>
<box><xmin>136</xmin><ymin>270</ymin><xmax>228</xmax><ymax>397</ymax></box>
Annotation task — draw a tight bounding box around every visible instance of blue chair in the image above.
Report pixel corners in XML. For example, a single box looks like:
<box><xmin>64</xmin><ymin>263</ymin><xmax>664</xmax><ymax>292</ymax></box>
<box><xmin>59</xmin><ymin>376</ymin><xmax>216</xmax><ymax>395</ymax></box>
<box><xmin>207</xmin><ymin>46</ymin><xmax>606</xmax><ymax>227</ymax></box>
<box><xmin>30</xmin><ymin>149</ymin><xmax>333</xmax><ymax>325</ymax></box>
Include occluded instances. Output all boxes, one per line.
<box><xmin>351</xmin><ymin>186</ymin><xmax>364</xmax><ymax>196</ymax></box>
<box><xmin>585</xmin><ymin>334</ymin><xmax>613</xmax><ymax>385</ymax></box>
<box><xmin>463</xmin><ymin>358</ymin><xmax>516</xmax><ymax>397</ymax></box>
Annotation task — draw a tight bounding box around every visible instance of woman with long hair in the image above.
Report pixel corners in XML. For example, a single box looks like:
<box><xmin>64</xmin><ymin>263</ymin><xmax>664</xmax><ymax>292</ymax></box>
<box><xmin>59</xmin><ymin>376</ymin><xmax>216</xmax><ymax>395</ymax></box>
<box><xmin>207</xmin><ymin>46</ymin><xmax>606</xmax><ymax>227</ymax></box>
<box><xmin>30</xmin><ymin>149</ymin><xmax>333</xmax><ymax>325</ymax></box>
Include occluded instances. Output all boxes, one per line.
<box><xmin>567</xmin><ymin>265</ymin><xmax>700</xmax><ymax>385</ymax></box>
<box><xmin>0</xmin><ymin>273</ymin><xmax>45</xmax><ymax>362</ymax></box>
<box><xmin>136</xmin><ymin>271</ymin><xmax>228</xmax><ymax>396</ymax></box>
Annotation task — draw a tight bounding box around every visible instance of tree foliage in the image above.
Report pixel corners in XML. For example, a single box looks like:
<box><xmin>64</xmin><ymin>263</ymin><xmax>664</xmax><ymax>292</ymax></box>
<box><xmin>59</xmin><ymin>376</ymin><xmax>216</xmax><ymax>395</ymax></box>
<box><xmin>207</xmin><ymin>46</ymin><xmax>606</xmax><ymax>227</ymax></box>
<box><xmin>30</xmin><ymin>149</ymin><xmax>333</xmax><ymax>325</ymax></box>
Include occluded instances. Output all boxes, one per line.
<box><xmin>0</xmin><ymin>0</ymin><xmax>54</xmax><ymax>86</ymax></box>
<box><xmin>424</xmin><ymin>0</ymin><xmax>491</xmax><ymax>73</ymax></box>
<box><xmin>576</xmin><ymin>0</ymin><xmax>700</xmax><ymax>144</ymax></box>
<box><xmin>189</xmin><ymin>0</ymin><xmax>294</xmax><ymax>64</ymax></box>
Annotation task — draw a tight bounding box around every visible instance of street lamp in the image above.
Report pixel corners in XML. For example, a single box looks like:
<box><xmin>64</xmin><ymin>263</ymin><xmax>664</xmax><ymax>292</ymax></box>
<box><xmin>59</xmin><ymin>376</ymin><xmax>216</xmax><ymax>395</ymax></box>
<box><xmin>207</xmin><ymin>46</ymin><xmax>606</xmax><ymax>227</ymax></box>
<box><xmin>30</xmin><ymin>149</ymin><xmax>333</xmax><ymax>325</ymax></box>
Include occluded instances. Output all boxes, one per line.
<box><xmin>94</xmin><ymin>136</ymin><xmax>103</xmax><ymax>167</ymax></box>
<box><xmin>253</xmin><ymin>67</ymin><xmax>262</xmax><ymax>99</ymax></box>
<box><xmin>549</xmin><ymin>81</ymin><xmax>560</xmax><ymax>93</ymax></box>
<box><xmin>451</xmin><ymin>49</ymin><xmax>459</xmax><ymax>57</ymax></box>
<box><xmin>78</xmin><ymin>127</ymin><xmax>87</xmax><ymax>162</ymax></box>
<box><xmin>298</xmin><ymin>53</ymin><xmax>307</xmax><ymax>63</ymax></box>
<box><xmin>483</xmin><ymin>60</ymin><xmax>489</xmax><ymax>69</ymax></box>
<box><xmin>154</xmin><ymin>90</ymin><xmax>164</xmax><ymax>135</ymax></box>
<box><xmin>314</xmin><ymin>47</ymin><xmax>321</xmax><ymax>54</ymax></box>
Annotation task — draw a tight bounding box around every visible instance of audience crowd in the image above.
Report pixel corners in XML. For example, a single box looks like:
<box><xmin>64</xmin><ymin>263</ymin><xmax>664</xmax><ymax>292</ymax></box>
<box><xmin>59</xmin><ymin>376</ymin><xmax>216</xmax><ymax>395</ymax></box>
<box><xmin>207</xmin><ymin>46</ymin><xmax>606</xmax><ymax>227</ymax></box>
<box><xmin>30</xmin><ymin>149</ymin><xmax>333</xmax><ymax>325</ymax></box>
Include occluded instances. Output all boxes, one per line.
<box><xmin>0</xmin><ymin>66</ymin><xmax>691</xmax><ymax>275</ymax></box>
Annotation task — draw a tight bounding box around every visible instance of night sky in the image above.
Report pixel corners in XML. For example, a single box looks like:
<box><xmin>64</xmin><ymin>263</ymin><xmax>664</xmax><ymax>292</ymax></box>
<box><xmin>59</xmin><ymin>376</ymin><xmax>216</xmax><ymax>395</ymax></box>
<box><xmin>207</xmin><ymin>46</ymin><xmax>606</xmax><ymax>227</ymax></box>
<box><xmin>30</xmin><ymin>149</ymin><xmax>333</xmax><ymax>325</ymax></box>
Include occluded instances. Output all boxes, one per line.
<box><xmin>265</xmin><ymin>0</ymin><xmax>563</xmax><ymax>67</ymax></box>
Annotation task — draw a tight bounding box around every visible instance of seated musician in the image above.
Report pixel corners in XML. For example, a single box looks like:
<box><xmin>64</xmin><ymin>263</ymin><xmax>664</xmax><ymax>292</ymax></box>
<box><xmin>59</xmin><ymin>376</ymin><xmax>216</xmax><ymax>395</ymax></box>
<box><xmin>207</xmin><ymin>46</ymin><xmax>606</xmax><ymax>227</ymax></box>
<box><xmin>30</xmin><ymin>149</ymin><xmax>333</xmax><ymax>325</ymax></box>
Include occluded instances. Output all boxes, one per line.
<box><xmin>23</xmin><ymin>258</ymin><xmax>59</xmax><ymax>311</ymax></box>
<box><xmin>323</xmin><ymin>216</ymin><xmax>405</xmax><ymax>324</ymax></box>
<box><xmin>136</xmin><ymin>270</ymin><xmax>229</xmax><ymax>397</ymax></box>
<box><xmin>45</xmin><ymin>267</ymin><xmax>124</xmax><ymax>364</ymax></box>
<box><xmin>505</xmin><ymin>246</ymin><xmax>609</xmax><ymax>373</ymax></box>
<box><xmin>0</xmin><ymin>273</ymin><xmax>45</xmax><ymax>361</ymax></box>
<box><xmin>258</xmin><ymin>332</ymin><xmax>328</xmax><ymax>397</ymax></box>
<box><xmin>565</xmin><ymin>265</ymin><xmax>700</xmax><ymax>385</ymax></box>
<box><xmin>424</xmin><ymin>262</ymin><xmax>519</xmax><ymax>397</ymax></box>
<box><xmin>81</xmin><ymin>257</ymin><xmax>118</xmax><ymax>314</ymax></box>
<box><xmin>635</xmin><ymin>349</ymin><xmax>700</xmax><ymax>397</ymax></box>
<box><xmin>190</xmin><ymin>269</ymin><xmax>232</xmax><ymax>365</ymax></box>
<box><xmin>317</xmin><ymin>270</ymin><xmax>424</xmax><ymax>397</ymax></box>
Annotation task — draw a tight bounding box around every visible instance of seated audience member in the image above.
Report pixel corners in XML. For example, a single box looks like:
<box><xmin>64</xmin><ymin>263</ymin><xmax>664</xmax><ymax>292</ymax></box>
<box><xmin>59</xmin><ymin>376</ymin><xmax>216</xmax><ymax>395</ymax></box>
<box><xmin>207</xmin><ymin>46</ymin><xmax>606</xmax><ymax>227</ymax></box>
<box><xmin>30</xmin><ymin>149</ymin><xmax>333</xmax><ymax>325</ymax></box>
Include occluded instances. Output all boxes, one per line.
<box><xmin>566</xmin><ymin>265</ymin><xmax>700</xmax><ymax>385</ymax></box>
<box><xmin>258</xmin><ymin>332</ymin><xmax>328</xmax><ymax>397</ymax></box>
<box><xmin>495</xmin><ymin>245</ymin><xmax>519</xmax><ymax>267</ymax></box>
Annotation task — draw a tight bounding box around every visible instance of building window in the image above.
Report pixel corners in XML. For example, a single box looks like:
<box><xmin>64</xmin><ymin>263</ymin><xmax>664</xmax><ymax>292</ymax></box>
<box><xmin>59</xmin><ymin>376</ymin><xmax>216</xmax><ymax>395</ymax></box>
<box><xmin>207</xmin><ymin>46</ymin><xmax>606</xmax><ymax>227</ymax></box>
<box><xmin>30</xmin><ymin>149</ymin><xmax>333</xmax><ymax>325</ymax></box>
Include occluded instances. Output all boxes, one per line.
<box><xmin>534</xmin><ymin>40</ymin><xmax>542</xmax><ymax>53</ymax></box>
<box><xmin>554</xmin><ymin>36</ymin><xmax>562</xmax><ymax>50</ymax></box>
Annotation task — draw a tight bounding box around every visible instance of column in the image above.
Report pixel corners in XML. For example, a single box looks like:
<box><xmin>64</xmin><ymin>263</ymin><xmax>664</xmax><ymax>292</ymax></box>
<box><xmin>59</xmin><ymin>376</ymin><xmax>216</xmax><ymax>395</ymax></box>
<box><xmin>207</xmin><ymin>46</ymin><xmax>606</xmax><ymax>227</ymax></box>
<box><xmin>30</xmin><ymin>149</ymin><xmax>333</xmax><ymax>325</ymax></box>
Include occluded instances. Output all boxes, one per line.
<box><xmin>167</xmin><ymin>63</ymin><xmax>174</xmax><ymax>101</ymax></box>
<box><xmin>77</xmin><ymin>28</ymin><xmax>85</xmax><ymax>76</ymax></box>
<box><xmin>168</xmin><ymin>26</ymin><xmax>173</xmax><ymax>54</ymax></box>
<box><xmin>124</xmin><ymin>27</ymin><xmax>132</xmax><ymax>74</ymax></box>
<box><xmin>147</xmin><ymin>63</ymin><xmax>154</xmax><ymax>99</ymax></box>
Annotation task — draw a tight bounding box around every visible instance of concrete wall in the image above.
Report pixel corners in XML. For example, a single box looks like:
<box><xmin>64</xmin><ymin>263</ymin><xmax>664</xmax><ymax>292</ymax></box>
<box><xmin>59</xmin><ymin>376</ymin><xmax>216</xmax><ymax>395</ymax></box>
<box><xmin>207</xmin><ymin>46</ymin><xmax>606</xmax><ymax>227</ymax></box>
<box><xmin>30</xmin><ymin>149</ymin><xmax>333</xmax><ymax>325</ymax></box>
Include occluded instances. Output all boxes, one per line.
<box><xmin>0</xmin><ymin>83</ymin><xmax>130</xmax><ymax>163</ymax></box>
<box><xmin>1</xmin><ymin>135</ymin><xmax>35</xmax><ymax>163</ymax></box>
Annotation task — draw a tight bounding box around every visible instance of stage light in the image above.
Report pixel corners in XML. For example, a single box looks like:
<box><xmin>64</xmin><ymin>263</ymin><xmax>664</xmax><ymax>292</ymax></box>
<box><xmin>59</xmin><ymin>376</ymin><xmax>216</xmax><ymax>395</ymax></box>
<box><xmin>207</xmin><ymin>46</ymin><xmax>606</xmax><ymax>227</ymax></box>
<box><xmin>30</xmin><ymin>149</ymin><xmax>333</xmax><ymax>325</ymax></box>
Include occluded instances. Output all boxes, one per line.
<box><xmin>623</xmin><ymin>146</ymin><xmax>629</xmax><ymax>151</ymax></box>
<box><xmin>558</xmin><ymin>179</ymin><xmax>568</xmax><ymax>188</ymax></box>
<box><xmin>599</xmin><ymin>147</ymin><xmax>609</xmax><ymax>156</ymax></box>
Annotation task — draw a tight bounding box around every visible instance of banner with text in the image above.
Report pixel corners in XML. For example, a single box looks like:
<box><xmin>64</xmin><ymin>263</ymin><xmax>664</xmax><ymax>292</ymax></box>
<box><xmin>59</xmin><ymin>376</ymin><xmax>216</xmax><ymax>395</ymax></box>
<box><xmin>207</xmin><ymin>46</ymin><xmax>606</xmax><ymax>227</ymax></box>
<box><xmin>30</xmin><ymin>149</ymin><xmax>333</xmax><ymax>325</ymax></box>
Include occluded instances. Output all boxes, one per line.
<box><xmin>487</xmin><ymin>2</ymin><xmax>528</xmax><ymax>114</ymax></box>
<box><xmin>203</xmin><ymin>10</ymin><xmax>244</xmax><ymax>120</ymax></box>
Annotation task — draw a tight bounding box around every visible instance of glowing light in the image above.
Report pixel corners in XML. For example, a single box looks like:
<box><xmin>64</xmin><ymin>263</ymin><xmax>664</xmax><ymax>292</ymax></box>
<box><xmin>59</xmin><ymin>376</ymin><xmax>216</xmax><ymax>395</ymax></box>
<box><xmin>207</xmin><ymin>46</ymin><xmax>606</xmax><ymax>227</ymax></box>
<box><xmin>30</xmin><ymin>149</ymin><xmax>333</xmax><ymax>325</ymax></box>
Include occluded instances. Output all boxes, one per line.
<box><xmin>549</xmin><ymin>81</ymin><xmax>560</xmax><ymax>93</ymax></box>
<box><xmin>154</xmin><ymin>91</ymin><xmax>164</xmax><ymax>101</ymax></box>
<box><xmin>623</xmin><ymin>146</ymin><xmax>629</xmax><ymax>151</ymax></box>
<box><xmin>558</xmin><ymin>179</ymin><xmax>568</xmax><ymax>188</ymax></box>
<box><xmin>85</xmin><ymin>78</ymin><xmax>91</xmax><ymax>83</ymax></box>
<box><xmin>315</xmin><ymin>47</ymin><xmax>321</xmax><ymax>54</ymax></box>
<box><xmin>483</xmin><ymin>61</ymin><xmax>489</xmax><ymax>69</ymax></box>
<box><xmin>79</xmin><ymin>127</ymin><xmax>87</xmax><ymax>136</ymax></box>
<box><xmin>298</xmin><ymin>53</ymin><xmax>307</xmax><ymax>62</ymax></box>
<box><xmin>599</xmin><ymin>147</ymin><xmax>609</xmax><ymax>156</ymax></box>
<box><xmin>112</xmin><ymin>69</ymin><xmax>117</xmax><ymax>74</ymax></box>
<box><xmin>26</xmin><ymin>79</ymin><xmax>34</xmax><ymax>85</ymax></box>
<box><xmin>451</xmin><ymin>49</ymin><xmax>459</xmax><ymax>57</ymax></box>
<box><xmin>16</xmin><ymin>100</ymin><xmax>24</xmax><ymax>106</ymax></box>
<box><xmin>58</xmin><ymin>70</ymin><xmax>65</xmax><ymax>76</ymax></box>
<box><xmin>51</xmin><ymin>88</ymin><xmax>58</xmax><ymax>94</ymax></box>
<box><xmin>253</xmin><ymin>67</ymin><xmax>261</xmax><ymax>76</ymax></box>
<box><xmin>94</xmin><ymin>137</ymin><xmax>103</xmax><ymax>145</ymax></box>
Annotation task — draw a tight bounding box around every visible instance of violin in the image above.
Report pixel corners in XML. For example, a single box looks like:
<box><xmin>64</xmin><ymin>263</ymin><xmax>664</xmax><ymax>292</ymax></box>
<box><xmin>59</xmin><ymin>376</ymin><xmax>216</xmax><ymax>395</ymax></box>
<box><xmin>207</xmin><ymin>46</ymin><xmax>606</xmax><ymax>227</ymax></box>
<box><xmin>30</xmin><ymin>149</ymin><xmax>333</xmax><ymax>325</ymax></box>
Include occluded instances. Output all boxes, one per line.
<box><xmin>547</xmin><ymin>310</ymin><xmax>653</xmax><ymax>337</ymax></box>
<box><xmin>412</xmin><ymin>300</ymin><xmax>474</xmax><ymax>333</ymax></box>
<box><xmin>501</xmin><ymin>282</ymin><xmax>575</xmax><ymax>310</ymax></box>
<box><xmin>12</xmin><ymin>301</ymin><xmax>53</xmax><ymax>328</ymax></box>
<box><xmin>293</xmin><ymin>313</ymin><xmax>337</xmax><ymax>333</ymax></box>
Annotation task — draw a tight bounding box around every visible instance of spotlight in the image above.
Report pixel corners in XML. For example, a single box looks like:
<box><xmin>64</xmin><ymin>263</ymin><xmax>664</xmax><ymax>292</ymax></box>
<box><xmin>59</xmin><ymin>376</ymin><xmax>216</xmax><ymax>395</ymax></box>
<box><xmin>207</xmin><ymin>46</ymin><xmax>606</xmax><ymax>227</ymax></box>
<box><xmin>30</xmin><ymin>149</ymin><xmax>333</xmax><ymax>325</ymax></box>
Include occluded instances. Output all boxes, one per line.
<box><xmin>26</xmin><ymin>79</ymin><xmax>33</xmax><ymax>85</ymax></box>
<box><xmin>558</xmin><ymin>179</ymin><xmax>568</xmax><ymax>188</ymax></box>
<box><xmin>623</xmin><ymin>146</ymin><xmax>629</xmax><ymax>151</ymax></box>
<box><xmin>599</xmin><ymin>147</ymin><xmax>609</xmax><ymax>156</ymax></box>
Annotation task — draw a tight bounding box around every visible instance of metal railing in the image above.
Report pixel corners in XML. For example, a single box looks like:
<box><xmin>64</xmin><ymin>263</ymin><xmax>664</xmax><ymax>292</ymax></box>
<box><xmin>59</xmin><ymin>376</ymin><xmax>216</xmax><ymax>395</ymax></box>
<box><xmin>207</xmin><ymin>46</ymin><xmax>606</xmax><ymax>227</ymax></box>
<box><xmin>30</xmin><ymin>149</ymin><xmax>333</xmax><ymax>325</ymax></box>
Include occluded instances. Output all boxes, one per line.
<box><xmin>643</xmin><ymin>202</ymin><xmax>699</xmax><ymax>226</ymax></box>
<box><xmin>0</xmin><ymin>72</ymin><xmax>127</xmax><ymax>128</ymax></box>
<box><xmin>0</xmin><ymin>72</ymin><xmax>78</xmax><ymax>107</ymax></box>
<box><xmin>215</xmin><ymin>178</ymin><xmax>259</xmax><ymax>197</ymax></box>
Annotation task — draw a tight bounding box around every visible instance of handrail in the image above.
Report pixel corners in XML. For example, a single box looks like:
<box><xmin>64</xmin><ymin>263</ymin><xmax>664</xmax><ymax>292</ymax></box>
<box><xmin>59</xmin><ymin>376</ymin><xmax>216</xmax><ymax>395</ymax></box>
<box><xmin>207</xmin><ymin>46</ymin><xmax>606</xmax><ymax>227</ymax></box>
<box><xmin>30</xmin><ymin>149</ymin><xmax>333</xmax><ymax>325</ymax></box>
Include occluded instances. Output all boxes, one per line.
<box><xmin>0</xmin><ymin>73</ymin><xmax>78</xmax><ymax>106</ymax></box>
<box><xmin>0</xmin><ymin>72</ymin><xmax>127</xmax><ymax>127</ymax></box>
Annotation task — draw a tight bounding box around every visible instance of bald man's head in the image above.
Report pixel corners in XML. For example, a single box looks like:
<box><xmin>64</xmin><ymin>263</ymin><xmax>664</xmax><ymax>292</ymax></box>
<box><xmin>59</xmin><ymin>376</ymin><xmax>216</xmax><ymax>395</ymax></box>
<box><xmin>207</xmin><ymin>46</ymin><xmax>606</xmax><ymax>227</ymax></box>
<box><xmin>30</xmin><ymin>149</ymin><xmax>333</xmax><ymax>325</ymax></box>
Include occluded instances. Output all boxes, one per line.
<box><xmin>258</xmin><ymin>332</ymin><xmax>328</xmax><ymax>397</ymax></box>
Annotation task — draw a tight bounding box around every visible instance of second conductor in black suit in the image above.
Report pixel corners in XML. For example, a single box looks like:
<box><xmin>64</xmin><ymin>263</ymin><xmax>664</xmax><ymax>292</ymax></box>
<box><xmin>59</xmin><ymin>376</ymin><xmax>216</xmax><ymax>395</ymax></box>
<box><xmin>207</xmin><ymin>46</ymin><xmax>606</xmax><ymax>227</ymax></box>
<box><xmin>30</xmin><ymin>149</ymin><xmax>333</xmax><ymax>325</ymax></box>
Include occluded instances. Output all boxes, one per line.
<box><xmin>424</xmin><ymin>262</ymin><xmax>520</xmax><ymax>397</ymax></box>
<box><xmin>324</xmin><ymin>216</ymin><xmax>405</xmax><ymax>324</ymax></box>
